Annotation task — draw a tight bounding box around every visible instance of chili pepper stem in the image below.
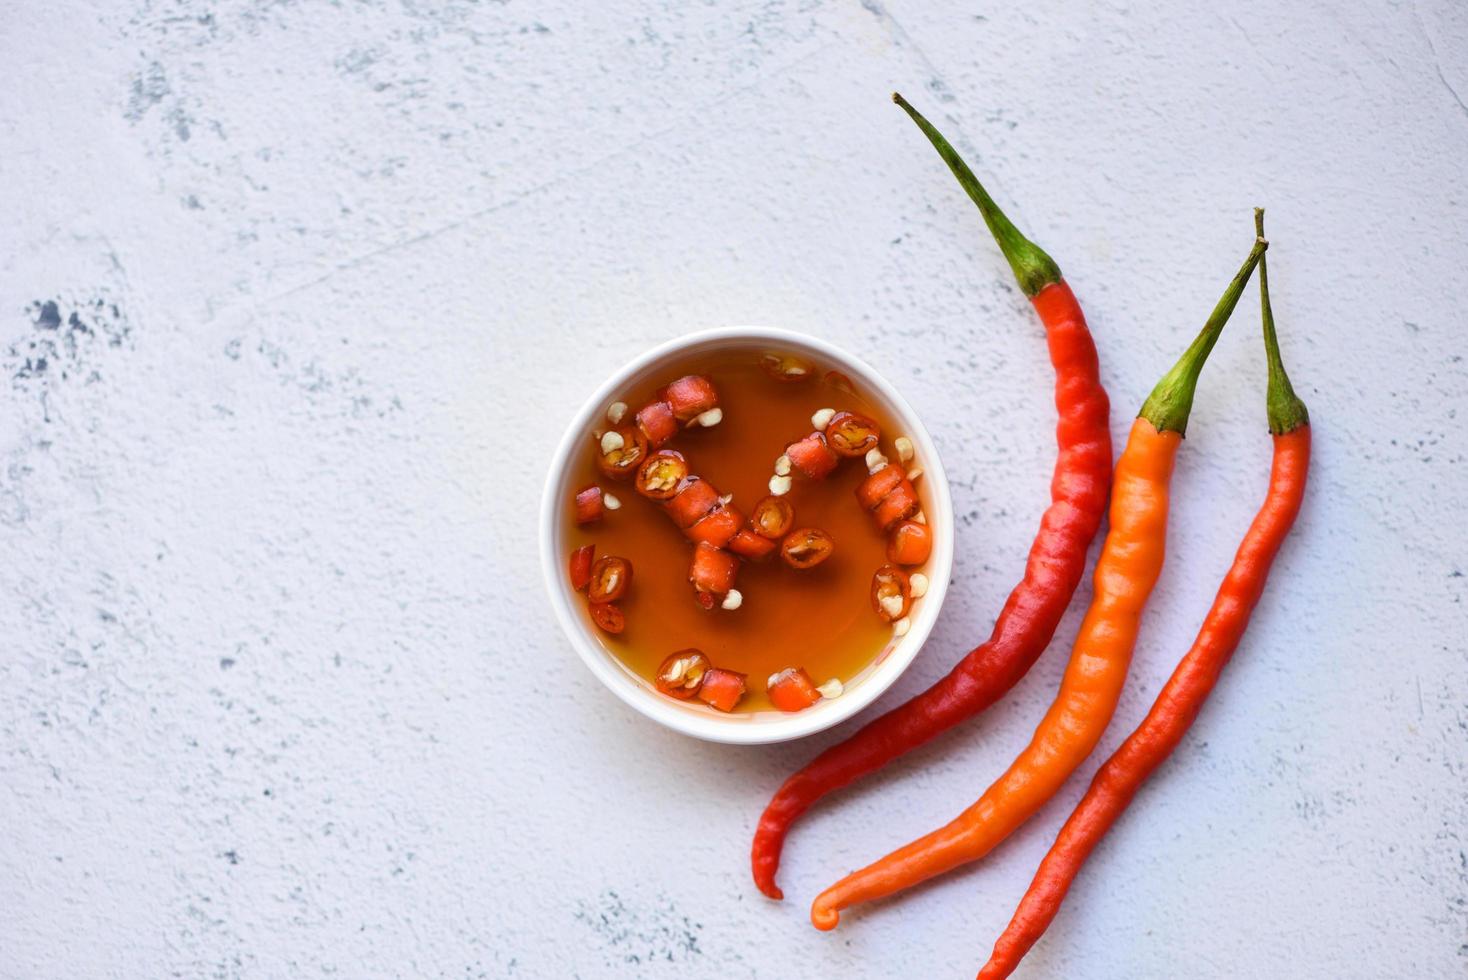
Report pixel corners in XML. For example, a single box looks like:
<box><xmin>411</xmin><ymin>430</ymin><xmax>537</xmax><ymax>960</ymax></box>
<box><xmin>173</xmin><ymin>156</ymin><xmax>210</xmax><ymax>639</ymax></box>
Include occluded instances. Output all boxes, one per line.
<box><xmin>892</xmin><ymin>92</ymin><xmax>1062</xmax><ymax>297</ymax></box>
<box><xmin>1138</xmin><ymin>237</ymin><xmax>1268</xmax><ymax>435</ymax></box>
<box><xmin>1254</xmin><ymin>208</ymin><xmax>1310</xmax><ymax>435</ymax></box>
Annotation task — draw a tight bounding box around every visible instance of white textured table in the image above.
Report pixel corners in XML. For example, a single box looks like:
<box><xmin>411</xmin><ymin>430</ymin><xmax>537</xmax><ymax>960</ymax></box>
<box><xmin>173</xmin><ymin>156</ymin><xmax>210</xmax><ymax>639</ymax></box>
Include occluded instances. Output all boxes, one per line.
<box><xmin>3</xmin><ymin>3</ymin><xmax>1465</xmax><ymax>977</ymax></box>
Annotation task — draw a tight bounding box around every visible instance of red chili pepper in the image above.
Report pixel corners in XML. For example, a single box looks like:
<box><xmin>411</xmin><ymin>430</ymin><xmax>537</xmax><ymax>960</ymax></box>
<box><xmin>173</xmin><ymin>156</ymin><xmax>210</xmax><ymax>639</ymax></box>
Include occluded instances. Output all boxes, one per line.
<box><xmin>635</xmin><ymin>400</ymin><xmax>679</xmax><ymax>448</ymax></box>
<box><xmin>595</xmin><ymin>425</ymin><xmax>648</xmax><ymax>481</ymax></box>
<box><xmin>664</xmin><ymin>374</ymin><xmax>719</xmax><ymax>422</ymax></box>
<box><xmin>768</xmin><ymin>668</ymin><xmax>822</xmax><ymax>712</ymax></box>
<box><xmin>655</xmin><ymin>649</ymin><xmax>712</xmax><ymax>701</ymax></box>
<box><xmin>824</xmin><ymin>412</ymin><xmax>880</xmax><ymax>458</ymax></box>
<box><xmin>728</xmin><ymin>528</ymin><xmax>778</xmax><ymax>561</ymax></box>
<box><xmin>574</xmin><ymin>485</ymin><xmax>605</xmax><ymax>525</ymax></box>
<box><xmin>687</xmin><ymin>506</ymin><xmax>744</xmax><ymax>549</ymax></box>
<box><xmin>760</xmin><ymin>352</ymin><xmax>813</xmax><ymax>383</ymax></box>
<box><xmin>854</xmin><ymin>465</ymin><xmax>903</xmax><ymax>510</ymax></box>
<box><xmin>698</xmin><ymin>667</ymin><xmax>747</xmax><ymax>712</ymax></box>
<box><xmin>870</xmin><ymin>565</ymin><xmax>912</xmax><ymax>623</ymax></box>
<box><xmin>751</xmin><ymin>94</ymin><xmax>1111</xmax><ymax>901</ymax></box>
<box><xmin>785</xmin><ymin>432</ymin><xmax>839</xmax><ymax>480</ymax></box>
<box><xmin>780</xmin><ymin>528</ymin><xmax>834</xmax><ymax>570</ymax></box>
<box><xmin>978</xmin><ymin>211</ymin><xmax>1307</xmax><ymax>977</ymax></box>
<box><xmin>870</xmin><ymin>475</ymin><xmax>920</xmax><ymax>531</ymax></box>
<box><xmin>568</xmin><ymin>545</ymin><xmax>595</xmax><ymax>591</ymax></box>
<box><xmin>690</xmin><ymin>541</ymin><xmax>740</xmax><ymax>596</ymax></box>
<box><xmin>589</xmin><ymin>603</ymin><xmax>625</xmax><ymax>635</ymax></box>
<box><xmin>886</xmin><ymin>520</ymin><xmax>932</xmax><ymax>565</ymax></box>
<box><xmin>750</xmin><ymin>495</ymin><xmax>795</xmax><ymax>539</ymax></box>
<box><xmin>664</xmin><ymin>477</ymin><xmax>720</xmax><ymax>529</ymax></box>
<box><xmin>586</xmin><ymin>556</ymin><xmax>633</xmax><ymax>604</ymax></box>
<box><xmin>635</xmin><ymin>450</ymin><xmax>688</xmax><ymax>500</ymax></box>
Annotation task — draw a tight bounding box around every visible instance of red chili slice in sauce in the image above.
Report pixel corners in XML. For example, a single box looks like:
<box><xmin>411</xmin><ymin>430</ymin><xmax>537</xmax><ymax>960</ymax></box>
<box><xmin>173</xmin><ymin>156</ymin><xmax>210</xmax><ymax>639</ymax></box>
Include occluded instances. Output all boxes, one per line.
<box><xmin>574</xmin><ymin>485</ymin><xmax>604</xmax><ymax>525</ymax></box>
<box><xmin>768</xmin><ymin>667</ymin><xmax>822</xmax><ymax>712</ymax></box>
<box><xmin>759</xmin><ymin>352</ymin><xmax>813</xmax><ymax>383</ymax></box>
<box><xmin>855</xmin><ymin>465</ymin><xmax>904</xmax><ymax>510</ymax></box>
<box><xmin>665</xmin><ymin>477</ymin><xmax>721</xmax><ymax>529</ymax></box>
<box><xmin>569</xmin><ymin>544</ymin><xmax>595</xmax><ymax>591</ymax></box>
<box><xmin>887</xmin><ymin>520</ymin><xmax>933</xmax><ymax>565</ymax></box>
<box><xmin>872</xmin><ymin>477</ymin><xmax>920</xmax><ymax>531</ymax></box>
<box><xmin>587</xmin><ymin>556</ymin><xmax>633</xmax><ymax>604</ymax></box>
<box><xmin>589</xmin><ymin>602</ymin><xmax>625</xmax><ymax>634</ymax></box>
<box><xmin>664</xmin><ymin>375</ymin><xmax>719</xmax><ymax>422</ymax></box>
<box><xmin>655</xmin><ymin>649</ymin><xmax>711</xmax><ymax>700</ymax></box>
<box><xmin>595</xmin><ymin>425</ymin><xmax>648</xmax><ymax>481</ymax></box>
<box><xmin>785</xmin><ymin>432</ymin><xmax>839</xmax><ymax>480</ymax></box>
<box><xmin>871</xmin><ymin>564</ymin><xmax>912</xmax><ymax>623</ymax></box>
<box><xmin>728</xmin><ymin>527</ymin><xmax>778</xmax><ymax>560</ymax></box>
<box><xmin>781</xmin><ymin>528</ymin><xmax>835</xmax><ymax>570</ymax></box>
<box><xmin>635</xmin><ymin>400</ymin><xmax>679</xmax><ymax>448</ymax></box>
<box><xmin>635</xmin><ymin>450</ymin><xmax>688</xmax><ymax>500</ymax></box>
<box><xmin>687</xmin><ymin>506</ymin><xmax>743</xmax><ymax>549</ymax></box>
<box><xmin>698</xmin><ymin>668</ymin><xmax>747</xmax><ymax>712</ymax></box>
<box><xmin>825</xmin><ymin>411</ymin><xmax>880</xmax><ymax>458</ymax></box>
<box><xmin>690</xmin><ymin>541</ymin><xmax>740</xmax><ymax>596</ymax></box>
<box><xmin>750</xmin><ymin>495</ymin><xmax>795</xmax><ymax>539</ymax></box>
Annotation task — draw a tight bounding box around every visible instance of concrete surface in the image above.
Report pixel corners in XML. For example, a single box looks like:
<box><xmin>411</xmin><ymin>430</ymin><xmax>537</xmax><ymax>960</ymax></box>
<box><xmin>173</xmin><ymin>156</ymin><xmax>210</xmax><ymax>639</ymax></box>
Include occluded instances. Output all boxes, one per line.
<box><xmin>2</xmin><ymin>2</ymin><xmax>1465</xmax><ymax>977</ymax></box>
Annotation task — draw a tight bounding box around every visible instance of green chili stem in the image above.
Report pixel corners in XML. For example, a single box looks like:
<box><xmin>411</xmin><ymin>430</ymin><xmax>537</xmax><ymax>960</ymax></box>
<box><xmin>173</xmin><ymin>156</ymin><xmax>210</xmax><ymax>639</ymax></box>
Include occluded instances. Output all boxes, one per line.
<box><xmin>1139</xmin><ymin>237</ymin><xmax>1268</xmax><ymax>436</ymax></box>
<box><xmin>1254</xmin><ymin>209</ymin><xmax>1310</xmax><ymax>435</ymax></box>
<box><xmin>892</xmin><ymin>92</ymin><xmax>1062</xmax><ymax>298</ymax></box>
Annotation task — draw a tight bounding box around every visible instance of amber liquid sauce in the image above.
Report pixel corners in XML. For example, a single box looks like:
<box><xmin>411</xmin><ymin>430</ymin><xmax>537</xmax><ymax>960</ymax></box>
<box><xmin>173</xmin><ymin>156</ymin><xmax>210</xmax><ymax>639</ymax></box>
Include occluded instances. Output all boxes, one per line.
<box><xmin>566</xmin><ymin>349</ymin><xmax>933</xmax><ymax>713</ymax></box>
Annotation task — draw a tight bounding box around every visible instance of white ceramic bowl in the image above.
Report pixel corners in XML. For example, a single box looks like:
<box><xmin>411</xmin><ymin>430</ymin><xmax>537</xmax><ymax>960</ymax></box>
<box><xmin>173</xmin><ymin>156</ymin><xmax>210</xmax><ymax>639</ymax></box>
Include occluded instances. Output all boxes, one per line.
<box><xmin>540</xmin><ymin>327</ymin><xmax>954</xmax><ymax>744</ymax></box>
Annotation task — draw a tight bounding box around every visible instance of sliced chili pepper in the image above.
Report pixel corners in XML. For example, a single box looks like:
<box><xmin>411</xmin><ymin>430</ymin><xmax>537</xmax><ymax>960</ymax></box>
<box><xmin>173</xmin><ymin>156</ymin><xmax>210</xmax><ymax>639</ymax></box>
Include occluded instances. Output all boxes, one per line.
<box><xmin>586</xmin><ymin>555</ymin><xmax>633</xmax><ymax>604</ymax></box>
<box><xmin>655</xmin><ymin>649</ymin><xmax>712</xmax><ymax>700</ymax></box>
<box><xmin>752</xmin><ymin>96</ymin><xmax>1115</xmax><ymax>902</ymax></box>
<box><xmin>698</xmin><ymin>668</ymin><xmax>747</xmax><ymax>712</ymax></box>
<box><xmin>854</xmin><ymin>465</ymin><xmax>904</xmax><ymax>510</ymax></box>
<box><xmin>750</xmin><ymin>495</ymin><xmax>795</xmax><ymax>539</ymax></box>
<box><xmin>871</xmin><ymin>476</ymin><xmax>920</xmax><ymax>531</ymax></box>
<box><xmin>687</xmin><ymin>506</ymin><xmax>744</xmax><ymax>549</ymax></box>
<box><xmin>785</xmin><ymin>432</ymin><xmax>839</xmax><ymax>480</ymax></box>
<box><xmin>728</xmin><ymin>527</ymin><xmax>778</xmax><ymax>561</ymax></box>
<box><xmin>635</xmin><ymin>450</ymin><xmax>688</xmax><ymax>500</ymax></box>
<box><xmin>694</xmin><ymin>590</ymin><xmax>717</xmax><ymax>611</ymax></box>
<box><xmin>823</xmin><ymin>370</ymin><xmax>854</xmax><ymax>393</ymax></box>
<box><xmin>664</xmin><ymin>374</ymin><xmax>719</xmax><ymax>421</ymax></box>
<box><xmin>870</xmin><ymin>565</ymin><xmax>912</xmax><ymax>623</ymax></box>
<box><xmin>574</xmin><ymin>485</ymin><xmax>605</xmax><ymax>525</ymax></box>
<box><xmin>595</xmin><ymin>426</ymin><xmax>648</xmax><ymax>481</ymax></box>
<box><xmin>979</xmin><ymin>209</ymin><xmax>1307</xmax><ymax>980</ymax></box>
<box><xmin>689</xmin><ymin>540</ymin><xmax>740</xmax><ymax>595</ymax></box>
<box><xmin>635</xmin><ymin>400</ymin><xmax>679</xmax><ymax>448</ymax></box>
<box><xmin>767</xmin><ymin>667</ymin><xmax>822</xmax><ymax>712</ymax></box>
<box><xmin>569</xmin><ymin>544</ymin><xmax>595</xmax><ymax>591</ymax></box>
<box><xmin>887</xmin><ymin>520</ymin><xmax>933</xmax><ymax>565</ymax></box>
<box><xmin>825</xmin><ymin>412</ymin><xmax>880</xmax><ymax>458</ymax></box>
<box><xmin>807</xmin><ymin>233</ymin><xmax>1266</xmax><ymax>932</ymax></box>
<box><xmin>759</xmin><ymin>352</ymin><xmax>812</xmax><ymax>383</ymax></box>
<box><xmin>589</xmin><ymin>602</ymin><xmax>624</xmax><ymax>635</ymax></box>
<box><xmin>664</xmin><ymin>477</ymin><xmax>720</xmax><ymax>529</ymax></box>
<box><xmin>781</xmin><ymin>528</ymin><xmax>834</xmax><ymax>570</ymax></box>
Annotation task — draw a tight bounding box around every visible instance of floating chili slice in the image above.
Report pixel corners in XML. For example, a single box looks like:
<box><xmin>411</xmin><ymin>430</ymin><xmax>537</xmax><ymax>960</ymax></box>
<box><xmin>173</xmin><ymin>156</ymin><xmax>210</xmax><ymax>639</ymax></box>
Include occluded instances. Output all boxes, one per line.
<box><xmin>690</xmin><ymin>541</ymin><xmax>740</xmax><ymax>596</ymax></box>
<box><xmin>664</xmin><ymin>375</ymin><xmax>719</xmax><ymax>422</ymax></box>
<box><xmin>823</xmin><ymin>370</ymin><xmax>855</xmax><ymax>393</ymax></box>
<box><xmin>887</xmin><ymin>520</ymin><xmax>933</xmax><ymax>565</ymax></box>
<box><xmin>589</xmin><ymin>603</ymin><xmax>624</xmax><ymax>635</ymax></box>
<box><xmin>781</xmin><ymin>528</ymin><xmax>835</xmax><ymax>570</ymax></box>
<box><xmin>665</xmin><ymin>477</ymin><xmax>720</xmax><ymax>529</ymax></box>
<box><xmin>698</xmin><ymin>668</ymin><xmax>748</xmax><ymax>712</ymax></box>
<box><xmin>768</xmin><ymin>667</ymin><xmax>822</xmax><ymax>712</ymax></box>
<box><xmin>855</xmin><ymin>465</ymin><xmax>904</xmax><ymax>510</ymax></box>
<box><xmin>574</xmin><ymin>485</ymin><xmax>605</xmax><ymax>525</ymax></box>
<box><xmin>635</xmin><ymin>400</ymin><xmax>679</xmax><ymax>448</ymax></box>
<box><xmin>872</xmin><ymin>476</ymin><xmax>920</xmax><ymax>531</ymax></box>
<box><xmin>587</xmin><ymin>556</ymin><xmax>633</xmax><ymax>604</ymax></box>
<box><xmin>595</xmin><ymin>426</ymin><xmax>648</xmax><ymax>481</ymax></box>
<box><xmin>656</xmin><ymin>649</ymin><xmax>711</xmax><ymax>700</ymax></box>
<box><xmin>688</xmin><ymin>506</ymin><xmax>744</xmax><ymax>549</ymax></box>
<box><xmin>825</xmin><ymin>412</ymin><xmax>880</xmax><ymax>458</ymax></box>
<box><xmin>750</xmin><ymin>495</ymin><xmax>795</xmax><ymax>539</ymax></box>
<box><xmin>785</xmin><ymin>432</ymin><xmax>839</xmax><ymax>480</ymax></box>
<box><xmin>569</xmin><ymin>544</ymin><xmax>595</xmax><ymax>591</ymax></box>
<box><xmin>728</xmin><ymin>528</ymin><xmax>778</xmax><ymax>560</ymax></box>
<box><xmin>760</xmin><ymin>353</ymin><xmax>813</xmax><ymax>383</ymax></box>
<box><xmin>871</xmin><ymin>565</ymin><xmax>912</xmax><ymax>623</ymax></box>
<box><xmin>635</xmin><ymin>450</ymin><xmax>688</xmax><ymax>500</ymax></box>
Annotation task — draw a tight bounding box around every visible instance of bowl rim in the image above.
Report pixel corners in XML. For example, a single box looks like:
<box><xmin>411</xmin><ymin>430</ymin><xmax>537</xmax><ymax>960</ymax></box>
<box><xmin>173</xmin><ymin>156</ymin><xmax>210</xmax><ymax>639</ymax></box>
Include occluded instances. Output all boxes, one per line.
<box><xmin>539</xmin><ymin>325</ymin><xmax>954</xmax><ymax>744</ymax></box>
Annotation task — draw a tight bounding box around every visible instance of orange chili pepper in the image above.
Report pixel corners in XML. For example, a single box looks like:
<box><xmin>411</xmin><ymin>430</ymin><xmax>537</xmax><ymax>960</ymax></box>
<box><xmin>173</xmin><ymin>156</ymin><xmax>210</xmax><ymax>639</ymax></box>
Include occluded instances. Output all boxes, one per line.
<box><xmin>978</xmin><ymin>210</ymin><xmax>1309</xmax><ymax>978</ymax></box>
<box><xmin>809</xmin><ymin>235</ymin><xmax>1269</xmax><ymax>931</ymax></box>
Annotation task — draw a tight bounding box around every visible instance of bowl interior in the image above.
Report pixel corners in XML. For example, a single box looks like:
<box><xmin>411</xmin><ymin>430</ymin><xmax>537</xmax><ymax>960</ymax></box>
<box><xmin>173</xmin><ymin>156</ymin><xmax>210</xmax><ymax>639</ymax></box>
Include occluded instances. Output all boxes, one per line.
<box><xmin>540</xmin><ymin>327</ymin><xmax>954</xmax><ymax>744</ymax></box>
